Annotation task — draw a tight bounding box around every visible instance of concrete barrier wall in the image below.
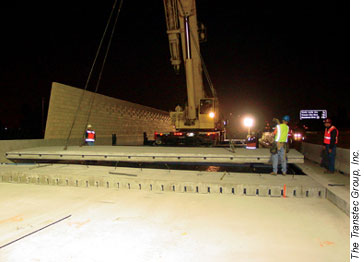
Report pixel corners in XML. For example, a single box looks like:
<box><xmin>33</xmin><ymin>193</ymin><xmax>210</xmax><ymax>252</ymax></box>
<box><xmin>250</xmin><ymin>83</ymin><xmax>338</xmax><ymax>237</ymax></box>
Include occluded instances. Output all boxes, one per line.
<box><xmin>301</xmin><ymin>142</ymin><xmax>350</xmax><ymax>174</ymax></box>
<box><xmin>45</xmin><ymin>82</ymin><xmax>174</xmax><ymax>144</ymax></box>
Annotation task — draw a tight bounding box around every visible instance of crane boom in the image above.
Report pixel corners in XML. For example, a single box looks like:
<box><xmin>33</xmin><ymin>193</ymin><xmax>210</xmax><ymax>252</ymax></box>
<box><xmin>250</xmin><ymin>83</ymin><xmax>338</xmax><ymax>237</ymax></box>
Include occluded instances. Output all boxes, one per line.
<box><xmin>163</xmin><ymin>0</ymin><xmax>219</xmax><ymax>131</ymax></box>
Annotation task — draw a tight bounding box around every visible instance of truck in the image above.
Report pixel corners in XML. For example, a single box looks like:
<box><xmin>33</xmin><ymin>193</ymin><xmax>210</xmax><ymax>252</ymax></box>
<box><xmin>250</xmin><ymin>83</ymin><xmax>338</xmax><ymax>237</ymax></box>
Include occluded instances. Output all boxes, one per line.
<box><xmin>153</xmin><ymin>0</ymin><xmax>224</xmax><ymax>146</ymax></box>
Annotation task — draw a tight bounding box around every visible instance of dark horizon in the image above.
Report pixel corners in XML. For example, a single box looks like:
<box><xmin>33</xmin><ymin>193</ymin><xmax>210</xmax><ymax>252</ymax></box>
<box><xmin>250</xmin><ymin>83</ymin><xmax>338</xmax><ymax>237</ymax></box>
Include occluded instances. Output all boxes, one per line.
<box><xmin>1</xmin><ymin>1</ymin><xmax>350</xmax><ymax>135</ymax></box>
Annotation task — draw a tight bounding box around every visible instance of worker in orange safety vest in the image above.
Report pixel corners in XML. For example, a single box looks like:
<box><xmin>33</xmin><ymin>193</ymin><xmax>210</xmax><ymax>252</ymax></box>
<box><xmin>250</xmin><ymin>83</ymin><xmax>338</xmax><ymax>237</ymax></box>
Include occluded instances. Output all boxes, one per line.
<box><xmin>85</xmin><ymin>124</ymin><xmax>96</xmax><ymax>146</ymax></box>
<box><xmin>322</xmin><ymin>118</ymin><xmax>338</xmax><ymax>173</ymax></box>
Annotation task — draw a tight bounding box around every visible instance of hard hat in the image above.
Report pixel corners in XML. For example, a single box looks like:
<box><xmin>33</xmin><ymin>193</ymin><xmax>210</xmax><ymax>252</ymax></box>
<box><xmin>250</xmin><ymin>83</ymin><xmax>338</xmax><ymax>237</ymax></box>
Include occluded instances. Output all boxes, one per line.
<box><xmin>87</xmin><ymin>124</ymin><xmax>92</xmax><ymax>128</ymax></box>
<box><xmin>282</xmin><ymin>115</ymin><xmax>290</xmax><ymax>122</ymax></box>
<box><xmin>323</xmin><ymin>118</ymin><xmax>332</xmax><ymax>123</ymax></box>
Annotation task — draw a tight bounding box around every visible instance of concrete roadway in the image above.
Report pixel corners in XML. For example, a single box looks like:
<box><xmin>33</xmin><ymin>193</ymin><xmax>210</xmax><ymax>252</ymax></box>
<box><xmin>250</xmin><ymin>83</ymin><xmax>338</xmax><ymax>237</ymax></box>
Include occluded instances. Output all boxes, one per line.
<box><xmin>0</xmin><ymin>183</ymin><xmax>348</xmax><ymax>262</ymax></box>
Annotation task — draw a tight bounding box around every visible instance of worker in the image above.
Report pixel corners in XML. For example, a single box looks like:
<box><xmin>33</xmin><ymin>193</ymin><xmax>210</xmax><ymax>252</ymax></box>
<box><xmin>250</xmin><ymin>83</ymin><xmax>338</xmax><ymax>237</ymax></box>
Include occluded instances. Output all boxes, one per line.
<box><xmin>85</xmin><ymin>124</ymin><xmax>96</xmax><ymax>146</ymax></box>
<box><xmin>143</xmin><ymin>132</ymin><xmax>149</xmax><ymax>145</ymax></box>
<box><xmin>270</xmin><ymin>115</ymin><xmax>290</xmax><ymax>176</ymax></box>
<box><xmin>264</xmin><ymin>121</ymin><xmax>271</xmax><ymax>132</ymax></box>
<box><xmin>322</xmin><ymin>118</ymin><xmax>339</xmax><ymax>174</ymax></box>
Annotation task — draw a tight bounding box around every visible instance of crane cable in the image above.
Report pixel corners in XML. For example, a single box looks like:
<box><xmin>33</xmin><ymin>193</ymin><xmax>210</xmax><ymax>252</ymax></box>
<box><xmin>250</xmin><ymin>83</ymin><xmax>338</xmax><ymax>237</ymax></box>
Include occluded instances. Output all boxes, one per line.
<box><xmin>83</xmin><ymin>0</ymin><xmax>124</xmax><ymax>146</ymax></box>
<box><xmin>64</xmin><ymin>0</ymin><xmax>124</xmax><ymax>150</ymax></box>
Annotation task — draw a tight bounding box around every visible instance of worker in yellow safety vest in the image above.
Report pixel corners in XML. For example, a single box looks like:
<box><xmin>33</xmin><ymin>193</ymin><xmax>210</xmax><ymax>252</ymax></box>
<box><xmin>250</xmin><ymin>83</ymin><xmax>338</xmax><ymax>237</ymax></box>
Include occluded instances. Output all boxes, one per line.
<box><xmin>270</xmin><ymin>115</ymin><xmax>290</xmax><ymax>175</ymax></box>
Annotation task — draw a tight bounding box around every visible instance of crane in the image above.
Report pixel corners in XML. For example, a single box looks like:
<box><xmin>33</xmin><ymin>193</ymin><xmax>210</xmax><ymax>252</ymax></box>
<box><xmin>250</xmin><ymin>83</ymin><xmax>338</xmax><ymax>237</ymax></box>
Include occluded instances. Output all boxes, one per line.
<box><xmin>155</xmin><ymin>0</ymin><xmax>223</xmax><ymax>145</ymax></box>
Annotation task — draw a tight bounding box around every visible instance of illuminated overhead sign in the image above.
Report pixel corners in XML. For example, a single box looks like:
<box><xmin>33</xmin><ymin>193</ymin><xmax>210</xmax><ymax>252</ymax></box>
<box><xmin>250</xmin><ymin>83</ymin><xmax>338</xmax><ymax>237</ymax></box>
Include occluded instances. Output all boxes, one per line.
<box><xmin>300</xmin><ymin>110</ymin><xmax>327</xmax><ymax>120</ymax></box>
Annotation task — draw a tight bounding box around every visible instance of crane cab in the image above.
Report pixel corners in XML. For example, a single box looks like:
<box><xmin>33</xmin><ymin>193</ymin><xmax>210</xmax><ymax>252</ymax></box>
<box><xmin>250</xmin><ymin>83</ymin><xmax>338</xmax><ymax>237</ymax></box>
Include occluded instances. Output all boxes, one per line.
<box><xmin>198</xmin><ymin>98</ymin><xmax>218</xmax><ymax>129</ymax></box>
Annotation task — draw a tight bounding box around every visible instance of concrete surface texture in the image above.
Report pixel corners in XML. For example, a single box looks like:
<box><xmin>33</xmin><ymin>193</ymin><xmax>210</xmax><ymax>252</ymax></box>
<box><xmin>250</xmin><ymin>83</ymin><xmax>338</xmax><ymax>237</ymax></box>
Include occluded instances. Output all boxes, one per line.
<box><xmin>0</xmin><ymin>163</ymin><xmax>325</xmax><ymax>199</ymax></box>
<box><xmin>44</xmin><ymin>82</ymin><xmax>173</xmax><ymax>143</ymax></box>
<box><xmin>297</xmin><ymin>160</ymin><xmax>350</xmax><ymax>215</ymax></box>
<box><xmin>5</xmin><ymin>146</ymin><xmax>304</xmax><ymax>164</ymax></box>
<box><xmin>0</xmin><ymin>183</ymin><xmax>349</xmax><ymax>262</ymax></box>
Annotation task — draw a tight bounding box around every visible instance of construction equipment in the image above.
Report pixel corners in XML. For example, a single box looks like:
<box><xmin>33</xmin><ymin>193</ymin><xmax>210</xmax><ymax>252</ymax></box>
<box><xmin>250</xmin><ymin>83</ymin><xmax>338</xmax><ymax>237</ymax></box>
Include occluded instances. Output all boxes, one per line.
<box><xmin>155</xmin><ymin>0</ymin><xmax>223</xmax><ymax>146</ymax></box>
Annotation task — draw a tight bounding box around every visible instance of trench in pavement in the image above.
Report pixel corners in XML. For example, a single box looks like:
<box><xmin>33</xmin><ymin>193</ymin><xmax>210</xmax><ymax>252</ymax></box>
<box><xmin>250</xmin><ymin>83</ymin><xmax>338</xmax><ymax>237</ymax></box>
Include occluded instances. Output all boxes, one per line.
<box><xmin>8</xmin><ymin>160</ymin><xmax>306</xmax><ymax>175</ymax></box>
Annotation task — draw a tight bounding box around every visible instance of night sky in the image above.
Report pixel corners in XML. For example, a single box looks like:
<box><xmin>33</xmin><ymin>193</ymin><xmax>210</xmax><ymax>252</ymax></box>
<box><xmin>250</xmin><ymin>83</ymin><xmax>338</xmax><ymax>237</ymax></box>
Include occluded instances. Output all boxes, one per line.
<box><xmin>1</xmin><ymin>1</ymin><xmax>350</xmax><ymax>133</ymax></box>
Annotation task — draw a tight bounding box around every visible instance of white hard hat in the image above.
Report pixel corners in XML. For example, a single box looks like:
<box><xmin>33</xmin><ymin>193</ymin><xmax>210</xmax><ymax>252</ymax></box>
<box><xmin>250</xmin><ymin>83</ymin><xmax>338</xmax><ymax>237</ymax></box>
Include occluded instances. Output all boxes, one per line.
<box><xmin>87</xmin><ymin>124</ymin><xmax>92</xmax><ymax>128</ymax></box>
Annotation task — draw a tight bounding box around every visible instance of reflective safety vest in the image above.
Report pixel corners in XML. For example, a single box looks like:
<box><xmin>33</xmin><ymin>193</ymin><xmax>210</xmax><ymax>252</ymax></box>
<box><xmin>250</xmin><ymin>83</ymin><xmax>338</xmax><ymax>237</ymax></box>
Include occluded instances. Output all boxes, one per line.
<box><xmin>246</xmin><ymin>145</ymin><xmax>256</xmax><ymax>149</ymax></box>
<box><xmin>323</xmin><ymin>126</ymin><xmax>338</xmax><ymax>145</ymax></box>
<box><xmin>275</xmin><ymin>124</ymin><xmax>289</xmax><ymax>142</ymax></box>
<box><xmin>246</xmin><ymin>142</ymin><xmax>257</xmax><ymax>149</ymax></box>
<box><xmin>85</xmin><ymin>130</ymin><xmax>95</xmax><ymax>142</ymax></box>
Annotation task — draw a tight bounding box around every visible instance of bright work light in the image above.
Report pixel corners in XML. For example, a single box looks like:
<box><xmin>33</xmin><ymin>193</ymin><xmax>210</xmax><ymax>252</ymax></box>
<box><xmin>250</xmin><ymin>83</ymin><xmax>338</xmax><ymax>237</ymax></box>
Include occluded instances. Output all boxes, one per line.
<box><xmin>243</xmin><ymin>117</ymin><xmax>253</xmax><ymax>128</ymax></box>
<box><xmin>243</xmin><ymin>117</ymin><xmax>254</xmax><ymax>136</ymax></box>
